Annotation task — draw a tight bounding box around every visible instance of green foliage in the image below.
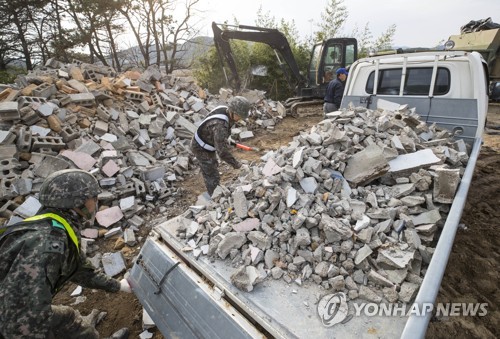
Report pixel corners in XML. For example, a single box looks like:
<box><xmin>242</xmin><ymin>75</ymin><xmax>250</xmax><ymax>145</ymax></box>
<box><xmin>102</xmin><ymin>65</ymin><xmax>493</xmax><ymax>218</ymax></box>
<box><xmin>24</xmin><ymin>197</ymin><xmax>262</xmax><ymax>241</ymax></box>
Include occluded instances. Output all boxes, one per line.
<box><xmin>352</xmin><ymin>23</ymin><xmax>397</xmax><ymax>58</ymax></box>
<box><xmin>315</xmin><ymin>0</ymin><xmax>348</xmax><ymax>41</ymax></box>
<box><xmin>193</xmin><ymin>40</ymin><xmax>251</xmax><ymax>95</ymax></box>
<box><xmin>0</xmin><ymin>67</ymin><xmax>26</xmax><ymax>84</ymax></box>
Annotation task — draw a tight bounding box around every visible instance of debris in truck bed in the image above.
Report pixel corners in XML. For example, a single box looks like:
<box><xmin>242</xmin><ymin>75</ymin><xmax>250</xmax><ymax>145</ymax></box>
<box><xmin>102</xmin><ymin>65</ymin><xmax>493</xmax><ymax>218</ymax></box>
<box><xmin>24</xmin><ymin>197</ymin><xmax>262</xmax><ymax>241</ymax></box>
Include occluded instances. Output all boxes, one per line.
<box><xmin>175</xmin><ymin>104</ymin><xmax>470</xmax><ymax>302</ymax></box>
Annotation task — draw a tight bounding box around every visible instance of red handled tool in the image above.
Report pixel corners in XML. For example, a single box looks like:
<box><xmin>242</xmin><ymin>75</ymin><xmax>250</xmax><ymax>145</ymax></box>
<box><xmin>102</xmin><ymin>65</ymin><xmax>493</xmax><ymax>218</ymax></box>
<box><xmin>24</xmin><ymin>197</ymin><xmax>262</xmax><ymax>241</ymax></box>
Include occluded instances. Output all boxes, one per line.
<box><xmin>229</xmin><ymin>138</ymin><xmax>260</xmax><ymax>152</ymax></box>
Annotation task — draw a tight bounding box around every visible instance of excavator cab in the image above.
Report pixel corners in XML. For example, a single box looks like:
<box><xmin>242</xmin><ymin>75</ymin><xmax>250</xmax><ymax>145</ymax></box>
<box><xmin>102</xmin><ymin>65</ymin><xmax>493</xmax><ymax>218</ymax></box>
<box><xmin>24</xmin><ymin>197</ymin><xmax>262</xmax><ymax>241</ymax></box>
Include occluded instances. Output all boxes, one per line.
<box><xmin>303</xmin><ymin>38</ymin><xmax>358</xmax><ymax>97</ymax></box>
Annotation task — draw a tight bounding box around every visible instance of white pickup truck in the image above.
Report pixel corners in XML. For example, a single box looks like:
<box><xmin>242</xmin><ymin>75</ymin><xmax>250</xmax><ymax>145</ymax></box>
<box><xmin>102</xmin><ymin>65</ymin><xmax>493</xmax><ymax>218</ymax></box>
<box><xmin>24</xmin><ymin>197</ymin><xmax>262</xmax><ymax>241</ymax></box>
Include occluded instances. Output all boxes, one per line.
<box><xmin>129</xmin><ymin>51</ymin><xmax>488</xmax><ymax>339</ymax></box>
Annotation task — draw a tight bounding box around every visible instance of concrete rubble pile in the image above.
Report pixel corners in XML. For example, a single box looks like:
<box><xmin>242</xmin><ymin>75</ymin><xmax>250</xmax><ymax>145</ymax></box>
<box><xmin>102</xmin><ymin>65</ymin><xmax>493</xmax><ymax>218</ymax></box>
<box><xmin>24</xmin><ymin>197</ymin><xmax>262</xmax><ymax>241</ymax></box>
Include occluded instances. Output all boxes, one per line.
<box><xmin>0</xmin><ymin>58</ymin><xmax>284</xmax><ymax>276</ymax></box>
<box><xmin>176</xmin><ymin>105</ymin><xmax>469</xmax><ymax>304</ymax></box>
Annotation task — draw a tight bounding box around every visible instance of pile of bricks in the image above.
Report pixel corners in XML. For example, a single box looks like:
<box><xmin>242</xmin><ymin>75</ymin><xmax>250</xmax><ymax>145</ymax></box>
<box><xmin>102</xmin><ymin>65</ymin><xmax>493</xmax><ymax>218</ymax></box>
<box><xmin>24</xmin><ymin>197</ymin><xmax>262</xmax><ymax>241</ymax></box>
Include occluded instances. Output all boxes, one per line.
<box><xmin>0</xmin><ymin>59</ymin><xmax>285</xmax><ymax>277</ymax></box>
<box><xmin>175</xmin><ymin>105</ymin><xmax>468</xmax><ymax>303</ymax></box>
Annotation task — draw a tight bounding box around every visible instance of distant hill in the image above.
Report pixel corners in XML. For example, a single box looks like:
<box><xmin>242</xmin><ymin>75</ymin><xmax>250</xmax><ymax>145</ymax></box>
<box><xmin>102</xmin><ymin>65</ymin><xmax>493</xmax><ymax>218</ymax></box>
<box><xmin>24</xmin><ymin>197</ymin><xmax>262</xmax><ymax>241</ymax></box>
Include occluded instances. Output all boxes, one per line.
<box><xmin>176</xmin><ymin>36</ymin><xmax>214</xmax><ymax>65</ymax></box>
<box><xmin>116</xmin><ymin>36</ymin><xmax>214</xmax><ymax>69</ymax></box>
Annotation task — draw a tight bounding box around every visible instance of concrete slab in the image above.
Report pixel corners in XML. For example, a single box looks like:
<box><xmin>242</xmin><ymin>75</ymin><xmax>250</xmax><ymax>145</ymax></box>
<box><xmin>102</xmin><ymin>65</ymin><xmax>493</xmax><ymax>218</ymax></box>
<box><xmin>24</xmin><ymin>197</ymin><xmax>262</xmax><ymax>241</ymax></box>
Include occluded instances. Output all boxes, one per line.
<box><xmin>388</xmin><ymin>149</ymin><xmax>441</xmax><ymax>173</ymax></box>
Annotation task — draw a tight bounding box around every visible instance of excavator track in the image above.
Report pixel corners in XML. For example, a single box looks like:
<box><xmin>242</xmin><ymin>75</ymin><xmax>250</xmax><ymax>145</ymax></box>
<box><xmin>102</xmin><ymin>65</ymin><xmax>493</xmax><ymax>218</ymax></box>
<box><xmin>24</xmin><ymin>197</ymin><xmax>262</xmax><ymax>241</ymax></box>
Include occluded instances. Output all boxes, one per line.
<box><xmin>288</xmin><ymin>99</ymin><xmax>324</xmax><ymax>116</ymax></box>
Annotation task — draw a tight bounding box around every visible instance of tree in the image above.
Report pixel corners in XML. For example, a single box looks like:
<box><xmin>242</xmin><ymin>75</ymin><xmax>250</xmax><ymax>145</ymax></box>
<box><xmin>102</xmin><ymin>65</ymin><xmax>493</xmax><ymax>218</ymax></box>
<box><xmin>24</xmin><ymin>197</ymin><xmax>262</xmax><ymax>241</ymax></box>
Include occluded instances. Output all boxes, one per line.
<box><xmin>0</xmin><ymin>0</ymin><xmax>50</xmax><ymax>70</ymax></box>
<box><xmin>315</xmin><ymin>0</ymin><xmax>348</xmax><ymax>42</ymax></box>
<box><xmin>119</xmin><ymin>0</ymin><xmax>202</xmax><ymax>72</ymax></box>
<box><xmin>65</xmin><ymin>0</ymin><xmax>126</xmax><ymax>68</ymax></box>
<box><xmin>313</xmin><ymin>0</ymin><xmax>396</xmax><ymax>58</ymax></box>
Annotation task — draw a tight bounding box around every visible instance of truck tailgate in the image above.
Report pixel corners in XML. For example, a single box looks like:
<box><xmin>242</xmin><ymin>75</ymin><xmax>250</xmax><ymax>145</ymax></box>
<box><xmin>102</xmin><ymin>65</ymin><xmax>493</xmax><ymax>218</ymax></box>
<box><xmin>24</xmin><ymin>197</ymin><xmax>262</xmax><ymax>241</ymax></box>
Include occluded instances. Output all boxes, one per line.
<box><xmin>131</xmin><ymin>222</ymin><xmax>408</xmax><ymax>338</ymax></box>
<box><xmin>129</xmin><ymin>235</ymin><xmax>263</xmax><ymax>338</ymax></box>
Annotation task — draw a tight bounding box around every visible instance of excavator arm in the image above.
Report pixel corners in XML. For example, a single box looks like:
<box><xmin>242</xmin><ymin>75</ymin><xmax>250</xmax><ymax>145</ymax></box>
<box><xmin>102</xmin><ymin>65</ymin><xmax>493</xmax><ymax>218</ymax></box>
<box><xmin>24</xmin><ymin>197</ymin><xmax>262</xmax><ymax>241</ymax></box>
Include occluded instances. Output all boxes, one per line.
<box><xmin>212</xmin><ymin>22</ymin><xmax>307</xmax><ymax>92</ymax></box>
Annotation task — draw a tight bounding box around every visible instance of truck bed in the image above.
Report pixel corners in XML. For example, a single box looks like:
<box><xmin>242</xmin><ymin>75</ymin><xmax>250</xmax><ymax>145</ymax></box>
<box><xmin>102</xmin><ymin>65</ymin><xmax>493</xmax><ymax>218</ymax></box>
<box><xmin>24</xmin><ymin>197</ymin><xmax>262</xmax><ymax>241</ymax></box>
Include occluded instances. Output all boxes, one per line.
<box><xmin>130</xmin><ymin>138</ymin><xmax>482</xmax><ymax>339</ymax></box>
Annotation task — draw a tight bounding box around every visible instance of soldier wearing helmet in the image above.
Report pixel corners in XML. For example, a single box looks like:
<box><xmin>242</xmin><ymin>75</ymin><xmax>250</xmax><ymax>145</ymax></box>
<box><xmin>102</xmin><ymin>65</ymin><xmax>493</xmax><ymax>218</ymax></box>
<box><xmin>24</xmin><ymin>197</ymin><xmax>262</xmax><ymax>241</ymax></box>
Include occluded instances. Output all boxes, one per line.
<box><xmin>191</xmin><ymin>96</ymin><xmax>251</xmax><ymax>196</ymax></box>
<box><xmin>0</xmin><ymin>169</ymin><xmax>131</xmax><ymax>339</ymax></box>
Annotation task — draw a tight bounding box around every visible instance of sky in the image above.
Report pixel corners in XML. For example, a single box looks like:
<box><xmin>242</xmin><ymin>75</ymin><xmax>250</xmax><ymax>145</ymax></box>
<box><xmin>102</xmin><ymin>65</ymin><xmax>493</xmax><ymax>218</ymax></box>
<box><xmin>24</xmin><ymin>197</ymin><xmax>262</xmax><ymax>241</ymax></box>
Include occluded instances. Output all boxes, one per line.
<box><xmin>197</xmin><ymin>0</ymin><xmax>500</xmax><ymax>48</ymax></box>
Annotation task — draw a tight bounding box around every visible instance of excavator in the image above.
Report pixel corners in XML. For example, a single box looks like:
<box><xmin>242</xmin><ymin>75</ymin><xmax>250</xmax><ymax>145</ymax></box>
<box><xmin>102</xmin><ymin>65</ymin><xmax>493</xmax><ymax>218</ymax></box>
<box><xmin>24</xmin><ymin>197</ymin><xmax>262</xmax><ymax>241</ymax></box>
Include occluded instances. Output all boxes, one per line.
<box><xmin>212</xmin><ymin>22</ymin><xmax>358</xmax><ymax>115</ymax></box>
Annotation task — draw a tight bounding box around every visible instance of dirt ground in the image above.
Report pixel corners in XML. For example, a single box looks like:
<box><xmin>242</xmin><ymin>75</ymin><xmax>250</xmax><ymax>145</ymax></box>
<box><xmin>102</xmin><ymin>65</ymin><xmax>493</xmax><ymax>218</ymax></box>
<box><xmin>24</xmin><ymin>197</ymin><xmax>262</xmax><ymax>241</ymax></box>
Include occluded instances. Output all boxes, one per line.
<box><xmin>54</xmin><ymin>111</ymin><xmax>500</xmax><ymax>338</ymax></box>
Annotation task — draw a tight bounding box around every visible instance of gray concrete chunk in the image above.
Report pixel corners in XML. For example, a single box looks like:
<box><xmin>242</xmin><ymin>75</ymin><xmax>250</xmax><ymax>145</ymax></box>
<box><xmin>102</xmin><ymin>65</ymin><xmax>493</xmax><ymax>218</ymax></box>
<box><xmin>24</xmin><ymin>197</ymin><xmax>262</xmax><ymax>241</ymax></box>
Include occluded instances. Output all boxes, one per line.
<box><xmin>321</xmin><ymin>213</ymin><xmax>353</xmax><ymax>243</ymax></box>
<box><xmin>354</xmin><ymin>244</ymin><xmax>373</xmax><ymax>265</ymax></box>
<box><xmin>377</xmin><ymin>247</ymin><xmax>415</xmax><ymax>269</ymax></box>
<box><xmin>344</xmin><ymin>144</ymin><xmax>389</xmax><ymax>186</ymax></box>
<box><xmin>433</xmin><ymin>168</ymin><xmax>461</xmax><ymax>204</ymax></box>
<box><xmin>216</xmin><ymin>232</ymin><xmax>247</xmax><ymax>259</ymax></box>
<box><xmin>102</xmin><ymin>252</ymin><xmax>126</xmax><ymax>277</ymax></box>
<box><xmin>412</xmin><ymin>209</ymin><xmax>441</xmax><ymax>226</ymax></box>
<box><xmin>232</xmin><ymin>190</ymin><xmax>248</xmax><ymax>218</ymax></box>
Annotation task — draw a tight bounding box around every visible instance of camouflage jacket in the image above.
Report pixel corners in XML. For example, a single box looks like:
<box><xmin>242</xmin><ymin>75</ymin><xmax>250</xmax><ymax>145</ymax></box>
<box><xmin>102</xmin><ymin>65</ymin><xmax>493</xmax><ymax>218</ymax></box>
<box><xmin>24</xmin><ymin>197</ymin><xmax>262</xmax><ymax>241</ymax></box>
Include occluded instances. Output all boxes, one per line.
<box><xmin>193</xmin><ymin>106</ymin><xmax>240</xmax><ymax>168</ymax></box>
<box><xmin>0</xmin><ymin>209</ymin><xmax>120</xmax><ymax>338</ymax></box>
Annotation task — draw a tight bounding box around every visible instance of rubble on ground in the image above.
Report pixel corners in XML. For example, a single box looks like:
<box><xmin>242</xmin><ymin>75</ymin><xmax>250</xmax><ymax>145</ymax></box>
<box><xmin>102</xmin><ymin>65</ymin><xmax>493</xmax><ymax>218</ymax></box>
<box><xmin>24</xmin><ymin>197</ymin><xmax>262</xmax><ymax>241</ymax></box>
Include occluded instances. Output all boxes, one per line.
<box><xmin>175</xmin><ymin>104</ymin><xmax>470</xmax><ymax>303</ymax></box>
<box><xmin>0</xmin><ymin>59</ymin><xmax>289</xmax><ymax>329</ymax></box>
<box><xmin>0</xmin><ymin>59</ymin><xmax>286</xmax><ymax>241</ymax></box>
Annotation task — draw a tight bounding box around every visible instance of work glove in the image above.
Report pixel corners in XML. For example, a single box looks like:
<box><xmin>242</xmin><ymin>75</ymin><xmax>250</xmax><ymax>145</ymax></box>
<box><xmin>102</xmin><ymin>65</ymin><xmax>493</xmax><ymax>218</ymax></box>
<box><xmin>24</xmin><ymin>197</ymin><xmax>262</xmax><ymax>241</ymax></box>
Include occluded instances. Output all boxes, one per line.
<box><xmin>119</xmin><ymin>278</ymin><xmax>132</xmax><ymax>293</ymax></box>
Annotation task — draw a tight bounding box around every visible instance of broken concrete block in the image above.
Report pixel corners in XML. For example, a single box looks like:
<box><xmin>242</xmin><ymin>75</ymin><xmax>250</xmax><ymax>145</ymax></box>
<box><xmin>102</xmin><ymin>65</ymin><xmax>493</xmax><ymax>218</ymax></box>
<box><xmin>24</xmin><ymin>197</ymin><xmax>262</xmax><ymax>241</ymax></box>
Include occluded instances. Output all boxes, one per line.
<box><xmin>96</xmin><ymin>206</ymin><xmax>124</xmax><ymax>228</ymax></box>
<box><xmin>69</xmin><ymin>93</ymin><xmax>95</xmax><ymax>106</ymax></box>
<box><xmin>262</xmin><ymin>158</ymin><xmax>282</xmax><ymax>177</ymax></box>
<box><xmin>14</xmin><ymin>196</ymin><xmax>41</xmax><ymax>218</ymax></box>
<box><xmin>0</xmin><ymin>131</ymin><xmax>16</xmax><ymax>145</ymax></box>
<box><xmin>124</xmin><ymin>228</ymin><xmax>137</xmax><ymax>246</ymax></box>
<box><xmin>367</xmin><ymin>270</ymin><xmax>395</xmax><ymax>287</ymax></box>
<box><xmin>344</xmin><ymin>144</ymin><xmax>389</xmax><ymax>186</ymax></box>
<box><xmin>354</xmin><ymin>244</ymin><xmax>373</xmax><ymax>265</ymax></box>
<box><xmin>232</xmin><ymin>218</ymin><xmax>259</xmax><ymax>232</ymax></box>
<box><xmin>398</xmin><ymin>282</ymin><xmax>419</xmax><ymax>303</ymax></box>
<box><xmin>0</xmin><ymin>102</ymin><xmax>20</xmax><ymax>120</ymax></box>
<box><xmin>321</xmin><ymin>213</ymin><xmax>353</xmax><ymax>243</ymax></box>
<box><xmin>358</xmin><ymin>285</ymin><xmax>382</xmax><ymax>303</ymax></box>
<box><xmin>33</xmin><ymin>155</ymin><xmax>71</xmax><ymax>178</ymax></box>
<box><xmin>433</xmin><ymin>168</ymin><xmax>461</xmax><ymax>204</ymax></box>
<box><xmin>286</xmin><ymin>187</ymin><xmax>297</xmax><ymax>207</ymax></box>
<box><xmin>61</xmin><ymin>150</ymin><xmax>97</xmax><ymax>171</ymax></box>
<box><xmin>101</xmin><ymin>252</ymin><xmax>126</xmax><ymax>277</ymax></box>
<box><xmin>81</xmin><ymin>228</ymin><xmax>99</xmax><ymax>239</ymax></box>
<box><xmin>102</xmin><ymin>160</ymin><xmax>120</xmax><ymax>177</ymax></box>
<box><xmin>264</xmin><ymin>249</ymin><xmax>279</xmax><ymax>269</ymax></box>
<box><xmin>94</xmin><ymin>120</ymin><xmax>108</xmax><ymax>136</ymax></box>
<box><xmin>104</xmin><ymin>226</ymin><xmax>122</xmax><ymax>238</ymax></box>
<box><xmin>391</xmin><ymin>183</ymin><xmax>416</xmax><ymax>199</ymax></box>
<box><xmin>377</xmin><ymin>247</ymin><xmax>415</xmax><ymax>269</ymax></box>
<box><xmin>232</xmin><ymin>190</ymin><xmax>248</xmax><ymax>218</ymax></box>
<box><xmin>299</xmin><ymin>177</ymin><xmax>318</xmax><ymax>194</ymax></box>
<box><xmin>120</xmin><ymin>196</ymin><xmax>135</xmax><ymax>211</ymax></box>
<box><xmin>247</xmin><ymin>231</ymin><xmax>272</xmax><ymax>250</ymax></box>
<box><xmin>354</xmin><ymin>215</ymin><xmax>371</xmax><ymax>232</ymax></box>
<box><xmin>230</xmin><ymin>265</ymin><xmax>263</xmax><ymax>292</ymax></box>
<box><xmin>216</xmin><ymin>232</ymin><xmax>247</xmax><ymax>259</ymax></box>
<box><xmin>239</xmin><ymin>131</ymin><xmax>254</xmax><ymax>140</ymax></box>
<box><xmin>412</xmin><ymin>209</ymin><xmax>441</xmax><ymax>226</ymax></box>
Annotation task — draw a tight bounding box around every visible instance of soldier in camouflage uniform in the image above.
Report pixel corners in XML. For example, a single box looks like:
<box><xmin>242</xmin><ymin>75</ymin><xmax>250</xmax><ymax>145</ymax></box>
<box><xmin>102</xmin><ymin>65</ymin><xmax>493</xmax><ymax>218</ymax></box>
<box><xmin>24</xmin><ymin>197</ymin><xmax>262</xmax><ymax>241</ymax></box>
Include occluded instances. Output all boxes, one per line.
<box><xmin>0</xmin><ymin>169</ymin><xmax>131</xmax><ymax>339</ymax></box>
<box><xmin>191</xmin><ymin>96</ymin><xmax>251</xmax><ymax>196</ymax></box>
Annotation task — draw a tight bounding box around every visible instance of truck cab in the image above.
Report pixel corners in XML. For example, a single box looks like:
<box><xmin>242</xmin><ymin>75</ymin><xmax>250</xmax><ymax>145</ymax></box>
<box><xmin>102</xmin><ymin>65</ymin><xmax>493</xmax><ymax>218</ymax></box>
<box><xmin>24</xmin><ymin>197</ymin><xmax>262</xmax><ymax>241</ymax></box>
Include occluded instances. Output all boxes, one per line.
<box><xmin>342</xmin><ymin>51</ymin><xmax>489</xmax><ymax>142</ymax></box>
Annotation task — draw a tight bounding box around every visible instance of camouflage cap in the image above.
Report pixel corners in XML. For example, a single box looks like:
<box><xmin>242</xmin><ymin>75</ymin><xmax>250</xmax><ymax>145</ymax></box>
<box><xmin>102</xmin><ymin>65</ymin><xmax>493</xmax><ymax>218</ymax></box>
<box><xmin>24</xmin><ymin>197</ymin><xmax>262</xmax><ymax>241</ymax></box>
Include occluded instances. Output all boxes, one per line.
<box><xmin>228</xmin><ymin>96</ymin><xmax>251</xmax><ymax>119</ymax></box>
<box><xmin>39</xmin><ymin>169</ymin><xmax>101</xmax><ymax>209</ymax></box>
